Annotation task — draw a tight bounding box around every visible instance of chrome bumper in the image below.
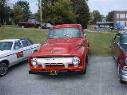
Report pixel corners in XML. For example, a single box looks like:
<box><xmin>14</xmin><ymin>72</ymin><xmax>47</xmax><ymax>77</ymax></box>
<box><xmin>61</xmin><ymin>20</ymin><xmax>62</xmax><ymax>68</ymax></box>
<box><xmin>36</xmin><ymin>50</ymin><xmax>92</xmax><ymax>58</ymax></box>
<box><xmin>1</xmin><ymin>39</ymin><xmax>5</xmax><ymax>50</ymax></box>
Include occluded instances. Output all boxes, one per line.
<box><xmin>120</xmin><ymin>70</ymin><xmax>127</xmax><ymax>81</ymax></box>
<box><xmin>121</xmin><ymin>75</ymin><xmax>127</xmax><ymax>81</ymax></box>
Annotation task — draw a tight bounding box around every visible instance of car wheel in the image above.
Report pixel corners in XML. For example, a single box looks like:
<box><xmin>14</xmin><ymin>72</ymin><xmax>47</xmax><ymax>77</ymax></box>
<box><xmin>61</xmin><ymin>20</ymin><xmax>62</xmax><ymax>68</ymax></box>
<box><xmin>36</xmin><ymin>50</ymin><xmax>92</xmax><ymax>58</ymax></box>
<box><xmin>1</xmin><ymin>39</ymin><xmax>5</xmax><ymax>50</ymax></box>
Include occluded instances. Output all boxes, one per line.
<box><xmin>0</xmin><ymin>63</ymin><xmax>8</xmax><ymax>76</ymax></box>
<box><xmin>79</xmin><ymin>58</ymin><xmax>87</xmax><ymax>74</ymax></box>
<box><xmin>81</xmin><ymin>67</ymin><xmax>86</xmax><ymax>74</ymax></box>
<box><xmin>86</xmin><ymin>55</ymin><xmax>88</xmax><ymax>64</ymax></box>
<box><xmin>120</xmin><ymin>79</ymin><xmax>126</xmax><ymax>84</ymax></box>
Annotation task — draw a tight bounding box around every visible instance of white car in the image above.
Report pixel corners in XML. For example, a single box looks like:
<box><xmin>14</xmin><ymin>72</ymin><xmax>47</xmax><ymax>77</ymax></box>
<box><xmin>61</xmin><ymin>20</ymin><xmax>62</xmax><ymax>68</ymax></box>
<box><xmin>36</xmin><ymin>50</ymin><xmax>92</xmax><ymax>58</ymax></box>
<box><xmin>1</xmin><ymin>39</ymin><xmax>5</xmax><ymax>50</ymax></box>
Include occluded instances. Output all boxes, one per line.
<box><xmin>0</xmin><ymin>38</ymin><xmax>40</xmax><ymax>76</ymax></box>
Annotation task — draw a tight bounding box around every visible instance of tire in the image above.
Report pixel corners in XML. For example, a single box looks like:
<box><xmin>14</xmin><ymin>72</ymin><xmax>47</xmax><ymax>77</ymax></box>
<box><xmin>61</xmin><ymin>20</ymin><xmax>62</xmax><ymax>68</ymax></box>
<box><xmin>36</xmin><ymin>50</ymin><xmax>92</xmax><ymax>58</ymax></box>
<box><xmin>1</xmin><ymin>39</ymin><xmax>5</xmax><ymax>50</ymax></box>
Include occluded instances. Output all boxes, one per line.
<box><xmin>0</xmin><ymin>63</ymin><xmax>8</xmax><ymax>76</ymax></box>
<box><xmin>81</xmin><ymin>68</ymin><xmax>86</xmax><ymax>74</ymax></box>
<box><xmin>86</xmin><ymin>55</ymin><xmax>88</xmax><ymax>64</ymax></box>
<box><xmin>79</xmin><ymin>62</ymin><xmax>87</xmax><ymax>74</ymax></box>
<box><xmin>120</xmin><ymin>79</ymin><xmax>126</xmax><ymax>84</ymax></box>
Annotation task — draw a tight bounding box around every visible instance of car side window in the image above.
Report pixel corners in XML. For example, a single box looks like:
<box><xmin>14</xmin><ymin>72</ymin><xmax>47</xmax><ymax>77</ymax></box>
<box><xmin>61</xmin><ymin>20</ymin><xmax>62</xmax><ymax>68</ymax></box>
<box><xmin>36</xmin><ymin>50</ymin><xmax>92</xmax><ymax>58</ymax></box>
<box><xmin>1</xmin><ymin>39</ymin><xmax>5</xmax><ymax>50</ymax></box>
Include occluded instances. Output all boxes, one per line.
<box><xmin>14</xmin><ymin>41</ymin><xmax>22</xmax><ymax>50</ymax></box>
<box><xmin>21</xmin><ymin>40</ymin><xmax>32</xmax><ymax>47</ymax></box>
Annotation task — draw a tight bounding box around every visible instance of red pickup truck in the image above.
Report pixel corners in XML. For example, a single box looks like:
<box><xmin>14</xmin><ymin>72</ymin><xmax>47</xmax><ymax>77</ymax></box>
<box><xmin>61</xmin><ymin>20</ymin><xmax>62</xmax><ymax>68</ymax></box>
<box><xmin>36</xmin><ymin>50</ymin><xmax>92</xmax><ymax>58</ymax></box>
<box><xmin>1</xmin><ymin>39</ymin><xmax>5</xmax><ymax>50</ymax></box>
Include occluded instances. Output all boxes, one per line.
<box><xmin>29</xmin><ymin>24</ymin><xmax>89</xmax><ymax>75</ymax></box>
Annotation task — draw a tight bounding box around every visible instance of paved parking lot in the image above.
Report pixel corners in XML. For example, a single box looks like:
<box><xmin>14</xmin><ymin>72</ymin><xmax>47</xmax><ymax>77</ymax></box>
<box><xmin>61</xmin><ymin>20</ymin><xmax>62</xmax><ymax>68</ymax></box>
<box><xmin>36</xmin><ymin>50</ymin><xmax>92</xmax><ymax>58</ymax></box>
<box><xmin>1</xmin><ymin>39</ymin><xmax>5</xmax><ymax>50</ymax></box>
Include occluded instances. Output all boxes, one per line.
<box><xmin>0</xmin><ymin>56</ymin><xmax>127</xmax><ymax>95</ymax></box>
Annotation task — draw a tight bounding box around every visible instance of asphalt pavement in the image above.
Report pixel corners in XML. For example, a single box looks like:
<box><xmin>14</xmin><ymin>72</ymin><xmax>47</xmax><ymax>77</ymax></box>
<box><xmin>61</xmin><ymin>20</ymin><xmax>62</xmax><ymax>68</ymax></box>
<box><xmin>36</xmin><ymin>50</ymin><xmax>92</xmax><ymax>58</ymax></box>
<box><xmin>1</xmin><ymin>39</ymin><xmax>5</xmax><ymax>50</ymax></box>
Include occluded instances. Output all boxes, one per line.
<box><xmin>0</xmin><ymin>56</ymin><xmax>127</xmax><ymax>95</ymax></box>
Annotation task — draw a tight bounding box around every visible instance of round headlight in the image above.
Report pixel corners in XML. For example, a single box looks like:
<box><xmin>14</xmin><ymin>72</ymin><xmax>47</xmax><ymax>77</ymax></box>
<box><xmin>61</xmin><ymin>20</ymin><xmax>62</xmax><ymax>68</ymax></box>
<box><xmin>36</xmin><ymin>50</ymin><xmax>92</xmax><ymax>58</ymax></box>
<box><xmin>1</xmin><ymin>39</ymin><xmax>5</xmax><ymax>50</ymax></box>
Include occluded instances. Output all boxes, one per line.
<box><xmin>31</xmin><ymin>58</ymin><xmax>37</xmax><ymax>66</ymax></box>
<box><xmin>125</xmin><ymin>58</ymin><xmax>127</xmax><ymax>64</ymax></box>
<box><xmin>72</xmin><ymin>57</ymin><xmax>80</xmax><ymax>65</ymax></box>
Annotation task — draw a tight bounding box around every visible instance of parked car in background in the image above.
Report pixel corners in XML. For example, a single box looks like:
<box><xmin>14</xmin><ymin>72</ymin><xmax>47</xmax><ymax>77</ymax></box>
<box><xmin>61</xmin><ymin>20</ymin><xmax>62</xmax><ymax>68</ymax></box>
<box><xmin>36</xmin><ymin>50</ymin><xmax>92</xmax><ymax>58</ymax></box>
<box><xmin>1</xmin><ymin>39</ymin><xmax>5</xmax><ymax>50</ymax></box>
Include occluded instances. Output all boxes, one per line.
<box><xmin>17</xmin><ymin>19</ymin><xmax>41</xmax><ymax>28</ymax></box>
<box><xmin>41</xmin><ymin>23</ymin><xmax>52</xmax><ymax>29</ymax></box>
<box><xmin>112</xmin><ymin>32</ymin><xmax>127</xmax><ymax>83</ymax></box>
<box><xmin>29</xmin><ymin>24</ymin><xmax>89</xmax><ymax>75</ymax></box>
<box><xmin>0</xmin><ymin>38</ymin><xmax>40</xmax><ymax>76</ymax></box>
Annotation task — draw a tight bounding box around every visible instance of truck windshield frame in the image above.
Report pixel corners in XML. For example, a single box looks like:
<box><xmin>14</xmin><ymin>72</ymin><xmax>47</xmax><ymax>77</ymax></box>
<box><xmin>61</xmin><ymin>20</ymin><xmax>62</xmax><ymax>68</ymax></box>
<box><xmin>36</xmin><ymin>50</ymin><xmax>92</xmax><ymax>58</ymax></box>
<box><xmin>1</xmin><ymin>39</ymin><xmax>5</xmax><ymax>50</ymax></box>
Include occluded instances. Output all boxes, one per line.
<box><xmin>48</xmin><ymin>27</ymin><xmax>81</xmax><ymax>38</ymax></box>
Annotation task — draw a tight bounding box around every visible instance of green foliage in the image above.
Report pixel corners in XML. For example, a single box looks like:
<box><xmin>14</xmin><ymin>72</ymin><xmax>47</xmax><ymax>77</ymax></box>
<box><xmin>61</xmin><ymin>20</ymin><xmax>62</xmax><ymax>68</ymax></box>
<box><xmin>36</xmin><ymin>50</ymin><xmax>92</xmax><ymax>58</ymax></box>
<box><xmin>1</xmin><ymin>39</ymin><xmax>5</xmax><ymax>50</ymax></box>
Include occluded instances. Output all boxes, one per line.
<box><xmin>42</xmin><ymin>0</ymin><xmax>76</xmax><ymax>24</ymax></box>
<box><xmin>106</xmin><ymin>11</ymin><xmax>114</xmax><ymax>22</ymax></box>
<box><xmin>40</xmin><ymin>0</ymin><xmax>90</xmax><ymax>28</ymax></box>
<box><xmin>0</xmin><ymin>0</ymin><xmax>9</xmax><ymax>25</ymax></box>
<box><xmin>92</xmin><ymin>10</ymin><xmax>102</xmax><ymax>24</ymax></box>
<box><xmin>88</xmin><ymin>12</ymin><xmax>94</xmax><ymax>25</ymax></box>
<box><xmin>12</xmin><ymin>1</ymin><xmax>31</xmax><ymax>23</ymax></box>
<box><xmin>71</xmin><ymin>0</ymin><xmax>90</xmax><ymax>28</ymax></box>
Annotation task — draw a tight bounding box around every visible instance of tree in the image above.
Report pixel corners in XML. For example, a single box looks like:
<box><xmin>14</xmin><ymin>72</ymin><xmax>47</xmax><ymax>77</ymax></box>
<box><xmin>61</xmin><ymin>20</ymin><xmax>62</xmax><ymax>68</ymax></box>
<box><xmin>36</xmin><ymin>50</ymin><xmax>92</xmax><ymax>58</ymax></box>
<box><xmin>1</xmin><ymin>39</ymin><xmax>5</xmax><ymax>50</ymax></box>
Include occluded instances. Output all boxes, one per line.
<box><xmin>92</xmin><ymin>10</ymin><xmax>102</xmax><ymax>24</ymax></box>
<box><xmin>36</xmin><ymin>0</ymin><xmax>90</xmax><ymax>28</ymax></box>
<box><xmin>41</xmin><ymin>0</ymin><xmax>76</xmax><ymax>24</ymax></box>
<box><xmin>106</xmin><ymin>11</ymin><xmax>114</xmax><ymax>22</ymax></box>
<box><xmin>12</xmin><ymin>1</ymin><xmax>31</xmax><ymax>23</ymax></box>
<box><xmin>0</xmin><ymin>0</ymin><xmax>10</xmax><ymax>24</ymax></box>
<box><xmin>88</xmin><ymin>12</ymin><xmax>94</xmax><ymax>25</ymax></box>
<box><xmin>71</xmin><ymin>0</ymin><xmax>90</xmax><ymax>28</ymax></box>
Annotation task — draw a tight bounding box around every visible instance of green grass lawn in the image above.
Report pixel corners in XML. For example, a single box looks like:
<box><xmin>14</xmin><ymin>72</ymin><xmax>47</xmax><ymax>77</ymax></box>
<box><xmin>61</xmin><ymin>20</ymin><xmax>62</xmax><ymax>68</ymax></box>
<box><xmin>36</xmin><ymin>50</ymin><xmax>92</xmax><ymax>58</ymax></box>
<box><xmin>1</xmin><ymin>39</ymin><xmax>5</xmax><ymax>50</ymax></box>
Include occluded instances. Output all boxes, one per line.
<box><xmin>86</xmin><ymin>32</ymin><xmax>116</xmax><ymax>56</ymax></box>
<box><xmin>0</xmin><ymin>27</ymin><xmax>48</xmax><ymax>43</ymax></box>
<box><xmin>0</xmin><ymin>27</ymin><xmax>116</xmax><ymax>56</ymax></box>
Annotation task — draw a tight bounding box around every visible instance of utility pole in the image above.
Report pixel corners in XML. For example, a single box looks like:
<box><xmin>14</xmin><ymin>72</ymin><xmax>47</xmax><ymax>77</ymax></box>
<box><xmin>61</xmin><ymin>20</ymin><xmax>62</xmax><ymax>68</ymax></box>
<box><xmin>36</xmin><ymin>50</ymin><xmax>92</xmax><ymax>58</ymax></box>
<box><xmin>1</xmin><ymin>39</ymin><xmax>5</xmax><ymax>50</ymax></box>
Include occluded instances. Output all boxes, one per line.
<box><xmin>39</xmin><ymin>0</ymin><xmax>42</xmax><ymax>24</ymax></box>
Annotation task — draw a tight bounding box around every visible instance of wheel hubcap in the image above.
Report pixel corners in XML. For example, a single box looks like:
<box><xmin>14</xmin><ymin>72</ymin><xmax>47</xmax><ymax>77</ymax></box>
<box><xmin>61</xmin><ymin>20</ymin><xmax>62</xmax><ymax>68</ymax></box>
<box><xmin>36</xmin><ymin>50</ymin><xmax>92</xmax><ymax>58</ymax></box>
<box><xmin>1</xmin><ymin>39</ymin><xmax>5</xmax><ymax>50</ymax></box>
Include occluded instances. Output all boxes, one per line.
<box><xmin>0</xmin><ymin>63</ymin><xmax>8</xmax><ymax>76</ymax></box>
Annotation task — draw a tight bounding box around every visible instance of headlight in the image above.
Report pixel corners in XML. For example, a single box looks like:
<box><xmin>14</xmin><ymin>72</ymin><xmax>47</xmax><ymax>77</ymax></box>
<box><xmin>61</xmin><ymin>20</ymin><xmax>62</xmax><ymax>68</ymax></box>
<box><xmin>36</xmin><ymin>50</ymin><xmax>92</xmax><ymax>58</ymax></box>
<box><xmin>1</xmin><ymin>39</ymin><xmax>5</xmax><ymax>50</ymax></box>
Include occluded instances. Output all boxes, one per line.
<box><xmin>123</xmin><ymin>66</ymin><xmax>127</xmax><ymax>71</ymax></box>
<box><xmin>125</xmin><ymin>58</ymin><xmax>127</xmax><ymax>64</ymax></box>
<box><xmin>31</xmin><ymin>58</ymin><xmax>37</xmax><ymax>66</ymax></box>
<box><xmin>72</xmin><ymin>57</ymin><xmax>80</xmax><ymax>65</ymax></box>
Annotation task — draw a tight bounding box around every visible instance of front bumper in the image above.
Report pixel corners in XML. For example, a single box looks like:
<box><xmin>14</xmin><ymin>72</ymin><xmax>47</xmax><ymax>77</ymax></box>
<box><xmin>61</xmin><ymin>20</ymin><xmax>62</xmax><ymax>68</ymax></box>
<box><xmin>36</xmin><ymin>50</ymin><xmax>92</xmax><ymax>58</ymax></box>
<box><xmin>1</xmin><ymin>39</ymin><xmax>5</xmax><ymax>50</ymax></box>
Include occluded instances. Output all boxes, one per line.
<box><xmin>29</xmin><ymin>65</ymin><xmax>85</xmax><ymax>75</ymax></box>
<box><xmin>120</xmin><ymin>74</ymin><xmax>127</xmax><ymax>81</ymax></box>
<box><xmin>29</xmin><ymin>70</ymin><xmax>81</xmax><ymax>75</ymax></box>
<box><xmin>120</xmin><ymin>70</ymin><xmax>127</xmax><ymax>82</ymax></box>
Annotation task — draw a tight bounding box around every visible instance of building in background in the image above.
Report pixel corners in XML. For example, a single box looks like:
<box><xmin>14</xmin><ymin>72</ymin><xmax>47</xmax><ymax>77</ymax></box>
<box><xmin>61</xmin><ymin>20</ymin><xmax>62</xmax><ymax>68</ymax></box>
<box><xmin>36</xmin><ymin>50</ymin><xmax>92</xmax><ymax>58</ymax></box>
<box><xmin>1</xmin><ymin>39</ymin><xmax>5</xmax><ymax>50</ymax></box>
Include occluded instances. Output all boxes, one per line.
<box><xmin>114</xmin><ymin>11</ymin><xmax>127</xmax><ymax>29</ymax></box>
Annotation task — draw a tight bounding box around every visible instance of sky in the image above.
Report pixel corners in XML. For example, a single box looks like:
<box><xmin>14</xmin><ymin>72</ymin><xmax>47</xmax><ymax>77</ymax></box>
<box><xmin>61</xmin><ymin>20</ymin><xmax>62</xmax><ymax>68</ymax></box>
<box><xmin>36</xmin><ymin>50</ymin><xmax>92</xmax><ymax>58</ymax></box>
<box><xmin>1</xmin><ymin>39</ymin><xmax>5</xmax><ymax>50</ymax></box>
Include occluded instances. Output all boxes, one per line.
<box><xmin>7</xmin><ymin>0</ymin><xmax>39</xmax><ymax>13</ymax></box>
<box><xmin>8</xmin><ymin>0</ymin><xmax>127</xmax><ymax>16</ymax></box>
<box><xmin>88</xmin><ymin>0</ymin><xmax>127</xmax><ymax>16</ymax></box>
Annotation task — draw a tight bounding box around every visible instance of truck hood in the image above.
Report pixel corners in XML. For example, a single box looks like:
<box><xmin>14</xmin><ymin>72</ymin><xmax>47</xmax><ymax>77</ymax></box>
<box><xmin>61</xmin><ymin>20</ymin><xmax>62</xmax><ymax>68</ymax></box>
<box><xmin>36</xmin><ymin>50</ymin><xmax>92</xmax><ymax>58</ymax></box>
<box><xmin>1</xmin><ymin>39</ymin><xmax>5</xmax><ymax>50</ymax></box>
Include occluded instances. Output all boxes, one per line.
<box><xmin>32</xmin><ymin>38</ymin><xmax>83</xmax><ymax>57</ymax></box>
<box><xmin>0</xmin><ymin>50</ymin><xmax>12</xmax><ymax>58</ymax></box>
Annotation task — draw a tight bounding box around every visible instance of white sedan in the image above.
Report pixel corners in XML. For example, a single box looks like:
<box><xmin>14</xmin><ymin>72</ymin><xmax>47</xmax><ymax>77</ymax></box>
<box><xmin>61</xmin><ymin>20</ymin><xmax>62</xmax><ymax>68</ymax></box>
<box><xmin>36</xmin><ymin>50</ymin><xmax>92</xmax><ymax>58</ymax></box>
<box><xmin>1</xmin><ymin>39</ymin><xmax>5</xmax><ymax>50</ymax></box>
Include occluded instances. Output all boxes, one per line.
<box><xmin>0</xmin><ymin>38</ymin><xmax>40</xmax><ymax>76</ymax></box>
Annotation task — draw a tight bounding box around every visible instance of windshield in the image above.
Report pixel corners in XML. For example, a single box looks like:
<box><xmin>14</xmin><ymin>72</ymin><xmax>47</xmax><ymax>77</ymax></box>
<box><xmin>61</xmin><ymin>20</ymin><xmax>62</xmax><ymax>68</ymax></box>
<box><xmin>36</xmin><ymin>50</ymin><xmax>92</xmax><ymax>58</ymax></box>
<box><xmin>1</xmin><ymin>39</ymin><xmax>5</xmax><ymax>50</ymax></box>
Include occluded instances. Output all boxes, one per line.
<box><xmin>0</xmin><ymin>42</ymin><xmax>13</xmax><ymax>50</ymax></box>
<box><xmin>120</xmin><ymin>34</ymin><xmax>127</xmax><ymax>44</ymax></box>
<box><xmin>48</xmin><ymin>28</ymin><xmax>81</xmax><ymax>38</ymax></box>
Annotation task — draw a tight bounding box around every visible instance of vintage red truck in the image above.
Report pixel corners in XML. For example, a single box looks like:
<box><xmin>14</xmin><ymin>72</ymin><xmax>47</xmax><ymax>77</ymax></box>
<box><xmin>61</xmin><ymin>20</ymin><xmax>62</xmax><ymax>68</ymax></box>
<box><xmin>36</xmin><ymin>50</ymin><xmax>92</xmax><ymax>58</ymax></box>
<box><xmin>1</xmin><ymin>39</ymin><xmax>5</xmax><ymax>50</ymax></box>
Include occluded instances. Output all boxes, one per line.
<box><xmin>28</xmin><ymin>24</ymin><xmax>89</xmax><ymax>75</ymax></box>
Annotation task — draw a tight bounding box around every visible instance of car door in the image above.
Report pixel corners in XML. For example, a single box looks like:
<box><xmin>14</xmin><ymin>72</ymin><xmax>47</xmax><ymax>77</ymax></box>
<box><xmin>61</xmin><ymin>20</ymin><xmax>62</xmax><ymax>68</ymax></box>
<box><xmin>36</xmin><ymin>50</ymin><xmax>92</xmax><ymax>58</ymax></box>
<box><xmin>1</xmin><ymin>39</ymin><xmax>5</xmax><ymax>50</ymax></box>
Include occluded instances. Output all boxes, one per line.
<box><xmin>13</xmin><ymin>40</ymin><xmax>24</xmax><ymax>63</ymax></box>
<box><xmin>112</xmin><ymin>34</ymin><xmax>120</xmax><ymax>60</ymax></box>
<box><xmin>20</xmin><ymin>39</ymin><xmax>34</xmax><ymax>59</ymax></box>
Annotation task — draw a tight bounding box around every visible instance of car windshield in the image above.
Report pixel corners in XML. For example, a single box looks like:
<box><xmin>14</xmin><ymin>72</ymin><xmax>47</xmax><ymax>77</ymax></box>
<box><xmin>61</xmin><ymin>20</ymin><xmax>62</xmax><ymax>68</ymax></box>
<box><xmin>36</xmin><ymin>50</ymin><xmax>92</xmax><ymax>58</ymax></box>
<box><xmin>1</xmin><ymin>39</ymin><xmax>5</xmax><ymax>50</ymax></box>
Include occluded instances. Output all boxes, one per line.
<box><xmin>120</xmin><ymin>34</ymin><xmax>127</xmax><ymax>44</ymax></box>
<box><xmin>0</xmin><ymin>42</ymin><xmax>13</xmax><ymax>50</ymax></box>
<box><xmin>48</xmin><ymin>27</ymin><xmax>81</xmax><ymax>38</ymax></box>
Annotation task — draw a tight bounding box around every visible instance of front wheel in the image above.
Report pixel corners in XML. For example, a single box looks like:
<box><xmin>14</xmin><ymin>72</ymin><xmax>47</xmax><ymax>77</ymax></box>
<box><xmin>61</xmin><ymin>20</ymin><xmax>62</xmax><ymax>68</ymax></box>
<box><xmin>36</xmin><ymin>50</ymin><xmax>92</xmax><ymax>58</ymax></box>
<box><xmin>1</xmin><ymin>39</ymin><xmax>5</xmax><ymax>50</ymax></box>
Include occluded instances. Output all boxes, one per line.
<box><xmin>86</xmin><ymin>55</ymin><xmax>88</xmax><ymax>64</ymax></box>
<box><xmin>0</xmin><ymin>63</ymin><xmax>8</xmax><ymax>76</ymax></box>
<box><xmin>79</xmin><ymin>64</ymin><xmax>87</xmax><ymax>74</ymax></box>
<box><xmin>120</xmin><ymin>79</ymin><xmax>126</xmax><ymax>84</ymax></box>
<box><xmin>80</xmin><ymin>68</ymin><xmax>86</xmax><ymax>74</ymax></box>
